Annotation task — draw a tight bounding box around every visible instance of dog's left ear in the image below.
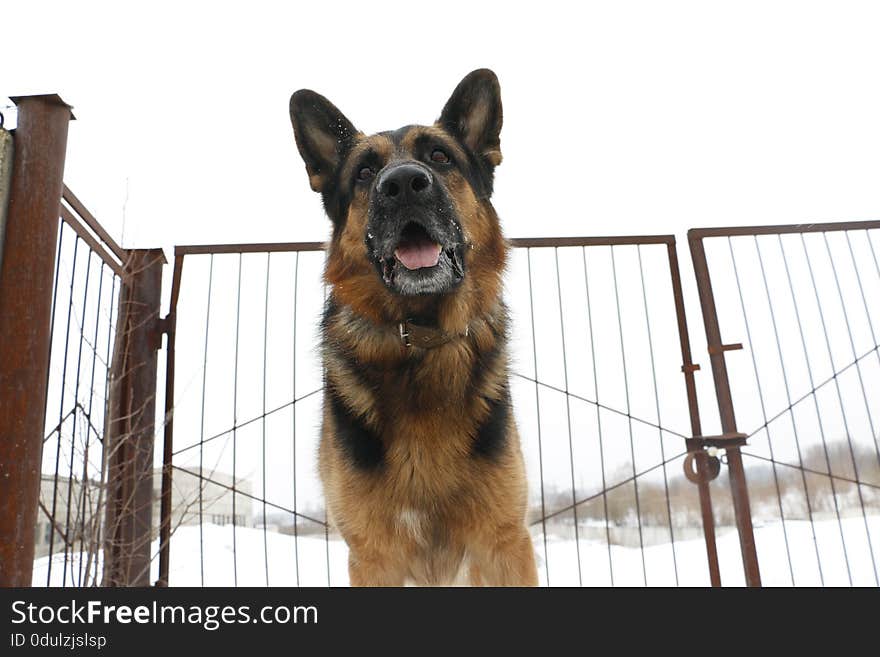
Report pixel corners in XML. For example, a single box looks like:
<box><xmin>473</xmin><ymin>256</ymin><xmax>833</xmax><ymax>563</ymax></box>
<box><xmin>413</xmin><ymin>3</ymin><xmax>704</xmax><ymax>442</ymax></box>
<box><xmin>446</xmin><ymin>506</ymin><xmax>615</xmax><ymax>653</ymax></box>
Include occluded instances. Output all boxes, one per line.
<box><xmin>438</xmin><ymin>69</ymin><xmax>503</xmax><ymax>168</ymax></box>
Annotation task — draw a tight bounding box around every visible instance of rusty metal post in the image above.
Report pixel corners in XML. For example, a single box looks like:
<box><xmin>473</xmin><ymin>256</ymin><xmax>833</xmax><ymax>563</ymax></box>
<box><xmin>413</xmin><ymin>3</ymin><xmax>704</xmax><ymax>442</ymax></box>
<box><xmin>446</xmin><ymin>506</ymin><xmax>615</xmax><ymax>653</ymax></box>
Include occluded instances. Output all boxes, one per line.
<box><xmin>688</xmin><ymin>232</ymin><xmax>762</xmax><ymax>587</ymax></box>
<box><xmin>0</xmin><ymin>95</ymin><xmax>73</xmax><ymax>587</ymax></box>
<box><xmin>665</xmin><ymin>241</ymin><xmax>722</xmax><ymax>587</ymax></box>
<box><xmin>102</xmin><ymin>248</ymin><xmax>165</xmax><ymax>587</ymax></box>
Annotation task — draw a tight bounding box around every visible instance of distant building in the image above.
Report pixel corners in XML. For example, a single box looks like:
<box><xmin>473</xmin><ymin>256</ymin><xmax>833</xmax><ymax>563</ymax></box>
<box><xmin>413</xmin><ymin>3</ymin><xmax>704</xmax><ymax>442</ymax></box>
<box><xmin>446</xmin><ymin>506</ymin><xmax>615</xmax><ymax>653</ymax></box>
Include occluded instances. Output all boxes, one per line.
<box><xmin>35</xmin><ymin>469</ymin><xmax>252</xmax><ymax>559</ymax></box>
<box><xmin>161</xmin><ymin>467</ymin><xmax>252</xmax><ymax>533</ymax></box>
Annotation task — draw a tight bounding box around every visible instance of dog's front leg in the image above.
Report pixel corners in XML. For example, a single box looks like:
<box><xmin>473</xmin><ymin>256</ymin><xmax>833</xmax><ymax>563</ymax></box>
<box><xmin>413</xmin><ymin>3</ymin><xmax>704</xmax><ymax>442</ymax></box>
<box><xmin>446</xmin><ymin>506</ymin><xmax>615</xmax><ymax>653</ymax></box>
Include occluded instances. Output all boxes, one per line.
<box><xmin>470</xmin><ymin>527</ymin><xmax>539</xmax><ymax>587</ymax></box>
<box><xmin>347</xmin><ymin>548</ymin><xmax>406</xmax><ymax>587</ymax></box>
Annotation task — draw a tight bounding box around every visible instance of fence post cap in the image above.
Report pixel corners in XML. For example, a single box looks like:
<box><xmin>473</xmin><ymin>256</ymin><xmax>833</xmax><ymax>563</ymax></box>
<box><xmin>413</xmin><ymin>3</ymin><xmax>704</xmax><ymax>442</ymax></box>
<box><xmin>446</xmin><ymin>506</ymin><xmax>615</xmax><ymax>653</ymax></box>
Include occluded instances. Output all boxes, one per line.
<box><xmin>9</xmin><ymin>94</ymin><xmax>76</xmax><ymax>120</ymax></box>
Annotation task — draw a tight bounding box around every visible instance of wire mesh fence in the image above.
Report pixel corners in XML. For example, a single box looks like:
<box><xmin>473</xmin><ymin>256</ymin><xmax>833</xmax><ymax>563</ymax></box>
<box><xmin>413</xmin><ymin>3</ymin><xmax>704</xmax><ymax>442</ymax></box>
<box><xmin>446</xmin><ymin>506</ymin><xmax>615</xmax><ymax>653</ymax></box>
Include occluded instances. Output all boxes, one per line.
<box><xmin>24</xmin><ymin>218</ymin><xmax>880</xmax><ymax>588</ymax></box>
<box><xmin>34</xmin><ymin>189</ymin><xmax>124</xmax><ymax>586</ymax></box>
<box><xmin>159</xmin><ymin>237</ymin><xmax>722</xmax><ymax>587</ymax></box>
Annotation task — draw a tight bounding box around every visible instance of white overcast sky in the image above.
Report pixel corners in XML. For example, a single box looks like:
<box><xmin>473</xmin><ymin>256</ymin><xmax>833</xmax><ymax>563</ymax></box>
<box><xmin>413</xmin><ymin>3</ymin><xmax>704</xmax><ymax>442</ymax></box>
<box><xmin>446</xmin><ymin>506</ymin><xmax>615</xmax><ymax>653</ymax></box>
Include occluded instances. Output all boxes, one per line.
<box><xmin>5</xmin><ymin>0</ymin><xmax>880</xmax><ymax>252</ymax></box>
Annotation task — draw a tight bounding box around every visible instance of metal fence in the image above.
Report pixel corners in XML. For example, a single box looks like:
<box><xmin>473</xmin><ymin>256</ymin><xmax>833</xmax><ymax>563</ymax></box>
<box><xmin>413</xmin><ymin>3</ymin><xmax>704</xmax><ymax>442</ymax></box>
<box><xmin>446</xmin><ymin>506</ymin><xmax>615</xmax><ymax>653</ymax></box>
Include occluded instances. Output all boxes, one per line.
<box><xmin>36</xmin><ymin>187</ymin><xmax>124</xmax><ymax>586</ymax></box>
<box><xmin>2</xmin><ymin>93</ymin><xmax>879</xmax><ymax>588</ymax></box>
<box><xmin>689</xmin><ymin>222</ymin><xmax>880</xmax><ymax>586</ymax></box>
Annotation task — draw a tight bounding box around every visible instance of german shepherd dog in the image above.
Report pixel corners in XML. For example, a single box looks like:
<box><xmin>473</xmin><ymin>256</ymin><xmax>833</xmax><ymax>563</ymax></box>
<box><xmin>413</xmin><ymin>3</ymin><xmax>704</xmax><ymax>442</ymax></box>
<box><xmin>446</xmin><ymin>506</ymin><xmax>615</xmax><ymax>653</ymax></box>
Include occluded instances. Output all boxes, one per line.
<box><xmin>289</xmin><ymin>69</ymin><xmax>538</xmax><ymax>586</ymax></box>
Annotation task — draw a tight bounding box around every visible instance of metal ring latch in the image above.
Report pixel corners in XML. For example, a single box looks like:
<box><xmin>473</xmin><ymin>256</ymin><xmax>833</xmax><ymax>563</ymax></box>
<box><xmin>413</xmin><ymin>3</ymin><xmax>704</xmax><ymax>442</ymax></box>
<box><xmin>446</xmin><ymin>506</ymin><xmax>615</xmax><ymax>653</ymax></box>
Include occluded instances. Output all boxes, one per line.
<box><xmin>684</xmin><ymin>452</ymin><xmax>721</xmax><ymax>484</ymax></box>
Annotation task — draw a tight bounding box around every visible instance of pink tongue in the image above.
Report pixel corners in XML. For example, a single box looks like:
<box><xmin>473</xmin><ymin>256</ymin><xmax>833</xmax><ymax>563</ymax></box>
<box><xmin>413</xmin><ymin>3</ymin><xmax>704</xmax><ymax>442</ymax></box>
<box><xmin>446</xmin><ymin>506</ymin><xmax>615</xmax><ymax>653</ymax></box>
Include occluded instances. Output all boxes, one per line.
<box><xmin>395</xmin><ymin>240</ymin><xmax>441</xmax><ymax>270</ymax></box>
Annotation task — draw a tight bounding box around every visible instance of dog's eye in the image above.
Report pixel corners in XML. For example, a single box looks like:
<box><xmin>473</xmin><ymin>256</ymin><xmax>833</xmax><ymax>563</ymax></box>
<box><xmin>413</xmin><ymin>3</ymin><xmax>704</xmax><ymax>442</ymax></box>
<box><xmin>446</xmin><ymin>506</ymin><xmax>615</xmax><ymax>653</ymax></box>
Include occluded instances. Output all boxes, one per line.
<box><xmin>357</xmin><ymin>166</ymin><xmax>374</xmax><ymax>181</ymax></box>
<box><xmin>430</xmin><ymin>148</ymin><xmax>450</xmax><ymax>164</ymax></box>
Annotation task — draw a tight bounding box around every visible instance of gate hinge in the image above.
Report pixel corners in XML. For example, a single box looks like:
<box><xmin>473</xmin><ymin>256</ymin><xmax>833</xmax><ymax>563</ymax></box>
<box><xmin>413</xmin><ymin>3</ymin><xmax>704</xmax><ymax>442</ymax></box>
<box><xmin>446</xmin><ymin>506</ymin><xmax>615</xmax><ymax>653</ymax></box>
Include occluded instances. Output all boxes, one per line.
<box><xmin>151</xmin><ymin>314</ymin><xmax>173</xmax><ymax>350</ymax></box>
<box><xmin>156</xmin><ymin>314</ymin><xmax>173</xmax><ymax>336</ymax></box>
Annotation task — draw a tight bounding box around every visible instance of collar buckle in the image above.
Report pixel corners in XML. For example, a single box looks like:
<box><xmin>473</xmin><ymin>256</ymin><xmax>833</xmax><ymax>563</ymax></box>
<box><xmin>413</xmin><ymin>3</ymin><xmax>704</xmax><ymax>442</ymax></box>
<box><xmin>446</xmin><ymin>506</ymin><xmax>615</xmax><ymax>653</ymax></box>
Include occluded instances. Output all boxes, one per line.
<box><xmin>398</xmin><ymin>321</ymin><xmax>412</xmax><ymax>348</ymax></box>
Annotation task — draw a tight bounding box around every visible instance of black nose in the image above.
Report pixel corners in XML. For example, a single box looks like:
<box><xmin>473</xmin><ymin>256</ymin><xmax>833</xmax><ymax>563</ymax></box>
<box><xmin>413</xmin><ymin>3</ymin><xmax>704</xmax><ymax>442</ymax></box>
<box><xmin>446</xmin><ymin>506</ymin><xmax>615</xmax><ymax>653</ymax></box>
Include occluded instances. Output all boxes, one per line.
<box><xmin>377</xmin><ymin>163</ymin><xmax>432</xmax><ymax>202</ymax></box>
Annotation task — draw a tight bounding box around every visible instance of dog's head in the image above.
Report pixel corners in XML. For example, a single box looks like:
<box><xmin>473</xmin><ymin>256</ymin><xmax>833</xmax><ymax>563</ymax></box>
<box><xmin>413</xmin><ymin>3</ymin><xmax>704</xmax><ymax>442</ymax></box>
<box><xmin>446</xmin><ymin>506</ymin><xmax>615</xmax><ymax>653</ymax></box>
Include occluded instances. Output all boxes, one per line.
<box><xmin>290</xmin><ymin>69</ymin><xmax>505</xmax><ymax>322</ymax></box>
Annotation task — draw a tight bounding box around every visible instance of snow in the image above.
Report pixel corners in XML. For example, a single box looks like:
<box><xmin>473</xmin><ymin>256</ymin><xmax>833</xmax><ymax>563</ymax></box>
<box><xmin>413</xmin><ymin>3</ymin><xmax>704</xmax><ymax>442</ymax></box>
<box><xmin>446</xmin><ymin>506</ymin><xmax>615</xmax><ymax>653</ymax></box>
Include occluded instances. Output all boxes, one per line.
<box><xmin>33</xmin><ymin>514</ymin><xmax>879</xmax><ymax>587</ymax></box>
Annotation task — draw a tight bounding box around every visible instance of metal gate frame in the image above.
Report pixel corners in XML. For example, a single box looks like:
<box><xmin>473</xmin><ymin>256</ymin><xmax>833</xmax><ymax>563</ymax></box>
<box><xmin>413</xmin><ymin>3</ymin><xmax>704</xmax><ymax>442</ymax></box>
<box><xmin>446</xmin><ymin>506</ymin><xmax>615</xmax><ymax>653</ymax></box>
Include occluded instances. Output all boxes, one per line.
<box><xmin>155</xmin><ymin>235</ymin><xmax>729</xmax><ymax>587</ymax></box>
<box><xmin>688</xmin><ymin>220</ymin><xmax>880</xmax><ymax>588</ymax></box>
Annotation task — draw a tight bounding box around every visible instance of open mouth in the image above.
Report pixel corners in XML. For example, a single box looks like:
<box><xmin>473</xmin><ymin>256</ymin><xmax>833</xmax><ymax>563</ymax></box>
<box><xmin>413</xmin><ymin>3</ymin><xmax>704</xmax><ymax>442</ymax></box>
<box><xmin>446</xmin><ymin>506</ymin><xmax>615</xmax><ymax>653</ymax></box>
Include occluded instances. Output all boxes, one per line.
<box><xmin>374</xmin><ymin>221</ymin><xmax>465</xmax><ymax>294</ymax></box>
<box><xmin>380</xmin><ymin>221</ymin><xmax>451</xmax><ymax>284</ymax></box>
<box><xmin>394</xmin><ymin>222</ymin><xmax>442</xmax><ymax>270</ymax></box>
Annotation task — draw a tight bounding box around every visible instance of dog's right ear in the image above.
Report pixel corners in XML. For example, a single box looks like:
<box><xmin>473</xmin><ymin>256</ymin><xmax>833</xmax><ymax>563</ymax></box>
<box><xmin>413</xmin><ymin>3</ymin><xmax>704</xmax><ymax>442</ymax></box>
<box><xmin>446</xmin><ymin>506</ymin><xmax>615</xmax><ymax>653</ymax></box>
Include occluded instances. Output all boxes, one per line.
<box><xmin>289</xmin><ymin>90</ymin><xmax>359</xmax><ymax>193</ymax></box>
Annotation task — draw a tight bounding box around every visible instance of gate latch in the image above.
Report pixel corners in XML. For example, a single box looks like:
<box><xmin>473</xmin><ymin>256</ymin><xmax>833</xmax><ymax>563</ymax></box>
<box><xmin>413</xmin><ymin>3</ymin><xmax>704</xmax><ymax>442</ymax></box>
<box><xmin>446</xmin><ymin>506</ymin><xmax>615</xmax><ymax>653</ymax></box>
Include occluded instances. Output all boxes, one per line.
<box><xmin>687</xmin><ymin>432</ymin><xmax>748</xmax><ymax>450</ymax></box>
<box><xmin>683</xmin><ymin>432</ymin><xmax>748</xmax><ymax>484</ymax></box>
<box><xmin>708</xmin><ymin>342</ymin><xmax>743</xmax><ymax>355</ymax></box>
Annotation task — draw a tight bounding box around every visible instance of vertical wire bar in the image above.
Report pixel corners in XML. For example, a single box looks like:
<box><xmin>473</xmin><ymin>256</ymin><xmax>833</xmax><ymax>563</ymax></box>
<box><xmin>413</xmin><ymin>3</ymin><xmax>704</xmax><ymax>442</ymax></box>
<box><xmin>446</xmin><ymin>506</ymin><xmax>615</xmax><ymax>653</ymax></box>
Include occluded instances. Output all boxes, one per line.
<box><xmin>636</xmin><ymin>245</ymin><xmax>679</xmax><ymax>585</ymax></box>
<box><xmin>553</xmin><ymin>247</ymin><xmax>582</xmax><ymax>586</ymax></box>
<box><xmin>582</xmin><ymin>246</ymin><xmax>614</xmax><ymax>585</ymax></box>
<box><xmin>48</xmin><ymin>235</ymin><xmax>80</xmax><ymax>585</ymax></box>
<box><xmin>779</xmin><ymin>234</ymin><xmax>859</xmax><ymax>582</ymax></box>
<box><xmin>198</xmin><ymin>254</ymin><xmax>215</xmax><ymax>587</ymax></box>
<box><xmin>867</xmin><ymin>229</ymin><xmax>880</xmax><ymax>288</ymax></box>
<box><xmin>799</xmin><ymin>233</ymin><xmax>873</xmax><ymax>585</ymax></box>
<box><xmin>322</xmin><ymin>276</ymin><xmax>331</xmax><ymax>586</ymax></box>
<box><xmin>91</xmin><ymin>273</ymin><xmax>118</xmax><ymax>586</ymax></box>
<box><xmin>262</xmin><ymin>253</ymin><xmax>271</xmax><ymax>586</ymax></box>
<box><xmin>610</xmin><ymin>245</ymin><xmax>648</xmax><ymax>585</ymax></box>
<box><xmin>42</xmin><ymin>222</ymin><xmax>65</xmax><ymax>583</ymax></box>
<box><xmin>292</xmin><ymin>252</ymin><xmax>300</xmax><ymax>586</ymax></box>
<box><xmin>232</xmin><ymin>253</ymin><xmax>242</xmax><ymax>587</ymax></box>
<box><xmin>843</xmin><ymin>231</ymin><xmax>880</xmax><ymax>466</ymax></box>
<box><xmin>45</xmin><ymin>223</ymin><xmax>66</xmax><ymax>415</ymax></box>
<box><xmin>826</xmin><ymin>233</ymin><xmax>880</xmax><ymax>470</ymax></box>
<box><xmin>77</xmin><ymin>259</ymin><xmax>105</xmax><ymax>585</ymax></box>
<box><xmin>820</xmin><ymin>233</ymin><xmax>880</xmax><ymax>584</ymax></box>
<box><xmin>730</xmin><ymin>237</ymin><xmax>802</xmax><ymax>585</ymax></box>
<box><xmin>756</xmin><ymin>236</ymin><xmax>832</xmax><ymax>577</ymax></box>
<box><xmin>63</xmin><ymin>249</ymin><xmax>92</xmax><ymax>586</ymax></box>
<box><xmin>525</xmin><ymin>249</ymin><xmax>550</xmax><ymax>585</ymax></box>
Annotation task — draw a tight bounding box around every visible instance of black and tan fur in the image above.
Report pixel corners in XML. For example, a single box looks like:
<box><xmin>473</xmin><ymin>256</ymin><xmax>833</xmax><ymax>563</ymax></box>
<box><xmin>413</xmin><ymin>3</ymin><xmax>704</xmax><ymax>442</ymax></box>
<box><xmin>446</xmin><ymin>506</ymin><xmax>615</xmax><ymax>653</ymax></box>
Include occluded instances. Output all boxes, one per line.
<box><xmin>289</xmin><ymin>69</ymin><xmax>538</xmax><ymax>586</ymax></box>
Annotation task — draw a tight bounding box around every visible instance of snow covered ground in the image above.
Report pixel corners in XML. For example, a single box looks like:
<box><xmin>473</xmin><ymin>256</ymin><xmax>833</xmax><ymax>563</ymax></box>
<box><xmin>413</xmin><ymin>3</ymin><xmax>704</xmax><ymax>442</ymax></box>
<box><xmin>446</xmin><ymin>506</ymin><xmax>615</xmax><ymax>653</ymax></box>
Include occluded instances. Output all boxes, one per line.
<box><xmin>33</xmin><ymin>513</ymin><xmax>879</xmax><ymax>587</ymax></box>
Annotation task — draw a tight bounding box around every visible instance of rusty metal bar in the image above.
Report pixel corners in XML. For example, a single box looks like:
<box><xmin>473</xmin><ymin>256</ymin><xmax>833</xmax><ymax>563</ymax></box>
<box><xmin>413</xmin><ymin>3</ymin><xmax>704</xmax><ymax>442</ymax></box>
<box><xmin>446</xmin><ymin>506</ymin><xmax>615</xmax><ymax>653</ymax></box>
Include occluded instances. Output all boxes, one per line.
<box><xmin>171</xmin><ymin>235</ymin><xmax>678</xmax><ymax>257</ymax></box>
<box><xmin>0</xmin><ymin>94</ymin><xmax>73</xmax><ymax>587</ymax></box>
<box><xmin>688</xmin><ymin>230</ymin><xmax>762</xmax><ymax>587</ymax></box>
<box><xmin>689</xmin><ymin>219</ymin><xmax>880</xmax><ymax>239</ymax></box>
<box><xmin>59</xmin><ymin>205</ymin><xmax>126</xmax><ymax>278</ymax></box>
<box><xmin>511</xmin><ymin>235</ymin><xmax>675</xmax><ymax>248</ymax></box>
<box><xmin>62</xmin><ymin>184</ymin><xmax>126</xmax><ymax>261</ymax></box>
<box><xmin>102</xmin><ymin>248</ymin><xmax>165</xmax><ymax>587</ymax></box>
<box><xmin>156</xmin><ymin>254</ymin><xmax>183</xmax><ymax>587</ymax></box>
<box><xmin>664</xmin><ymin>240</ymin><xmax>722</xmax><ymax>587</ymax></box>
<box><xmin>176</xmin><ymin>241</ymin><xmax>325</xmax><ymax>255</ymax></box>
